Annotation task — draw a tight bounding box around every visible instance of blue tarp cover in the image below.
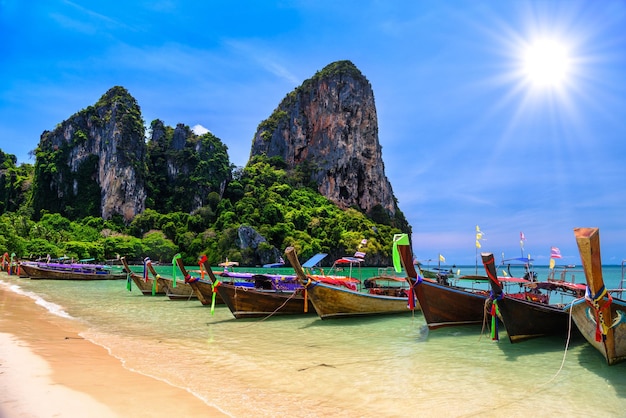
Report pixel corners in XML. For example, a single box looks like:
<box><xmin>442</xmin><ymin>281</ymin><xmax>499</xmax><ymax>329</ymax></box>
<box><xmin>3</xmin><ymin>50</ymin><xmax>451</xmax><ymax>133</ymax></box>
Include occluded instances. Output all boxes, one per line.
<box><xmin>302</xmin><ymin>253</ymin><xmax>328</xmax><ymax>268</ymax></box>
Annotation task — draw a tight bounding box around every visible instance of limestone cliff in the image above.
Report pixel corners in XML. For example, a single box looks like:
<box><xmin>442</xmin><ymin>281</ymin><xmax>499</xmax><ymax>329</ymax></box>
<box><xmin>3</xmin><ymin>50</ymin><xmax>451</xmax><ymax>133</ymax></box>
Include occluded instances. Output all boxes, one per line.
<box><xmin>32</xmin><ymin>86</ymin><xmax>147</xmax><ymax>222</ymax></box>
<box><xmin>250</xmin><ymin>60</ymin><xmax>403</xmax><ymax>226</ymax></box>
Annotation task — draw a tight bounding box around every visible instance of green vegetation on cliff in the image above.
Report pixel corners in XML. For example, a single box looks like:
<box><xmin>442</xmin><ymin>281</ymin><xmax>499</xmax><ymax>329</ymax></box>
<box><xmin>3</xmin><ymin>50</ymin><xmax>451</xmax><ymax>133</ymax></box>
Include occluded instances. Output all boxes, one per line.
<box><xmin>0</xmin><ymin>150</ymin><xmax>33</xmax><ymax>214</ymax></box>
<box><xmin>145</xmin><ymin>120</ymin><xmax>232</xmax><ymax>213</ymax></box>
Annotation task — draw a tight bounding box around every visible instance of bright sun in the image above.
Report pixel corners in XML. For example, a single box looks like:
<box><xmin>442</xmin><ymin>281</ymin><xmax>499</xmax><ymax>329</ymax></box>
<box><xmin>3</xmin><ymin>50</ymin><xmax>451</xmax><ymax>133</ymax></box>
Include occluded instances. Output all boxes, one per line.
<box><xmin>522</xmin><ymin>38</ymin><xmax>571</xmax><ymax>88</ymax></box>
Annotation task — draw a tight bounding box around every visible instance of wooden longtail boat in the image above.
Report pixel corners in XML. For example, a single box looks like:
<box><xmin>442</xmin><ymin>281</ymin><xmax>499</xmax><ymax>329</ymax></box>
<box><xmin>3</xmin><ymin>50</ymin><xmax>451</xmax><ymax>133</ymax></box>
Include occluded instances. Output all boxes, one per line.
<box><xmin>395</xmin><ymin>238</ymin><xmax>492</xmax><ymax>329</ymax></box>
<box><xmin>176</xmin><ymin>256</ymin><xmax>312</xmax><ymax>318</ymax></box>
<box><xmin>145</xmin><ymin>259</ymin><xmax>197</xmax><ymax>300</ymax></box>
<box><xmin>285</xmin><ymin>246</ymin><xmax>416</xmax><ymax>319</ymax></box>
<box><xmin>481</xmin><ymin>252</ymin><xmax>582</xmax><ymax>343</ymax></box>
<box><xmin>570</xmin><ymin>227</ymin><xmax>626</xmax><ymax>365</ymax></box>
<box><xmin>120</xmin><ymin>257</ymin><xmax>166</xmax><ymax>295</ymax></box>
<box><xmin>20</xmin><ymin>260</ymin><xmax>126</xmax><ymax>280</ymax></box>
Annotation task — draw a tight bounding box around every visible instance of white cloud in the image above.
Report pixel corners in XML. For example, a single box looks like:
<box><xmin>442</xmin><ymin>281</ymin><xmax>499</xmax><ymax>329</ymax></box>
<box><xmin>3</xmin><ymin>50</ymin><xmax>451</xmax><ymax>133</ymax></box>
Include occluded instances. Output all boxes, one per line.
<box><xmin>192</xmin><ymin>124</ymin><xmax>210</xmax><ymax>135</ymax></box>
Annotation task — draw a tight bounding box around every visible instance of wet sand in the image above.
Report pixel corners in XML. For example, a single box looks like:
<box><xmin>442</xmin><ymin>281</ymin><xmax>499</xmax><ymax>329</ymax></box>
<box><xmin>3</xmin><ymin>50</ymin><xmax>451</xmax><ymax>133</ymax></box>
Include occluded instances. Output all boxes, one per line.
<box><xmin>0</xmin><ymin>284</ymin><xmax>228</xmax><ymax>418</ymax></box>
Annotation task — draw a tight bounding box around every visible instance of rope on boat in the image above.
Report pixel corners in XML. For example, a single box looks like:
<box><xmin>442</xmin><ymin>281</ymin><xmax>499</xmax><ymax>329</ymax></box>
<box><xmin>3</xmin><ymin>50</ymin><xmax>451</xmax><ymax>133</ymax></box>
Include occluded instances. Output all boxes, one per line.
<box><xmin>478</xmin><ymin>297</ymin><xmax>494</xmax><ymax>341</ymax></box>
<box><xmin>238</xmin><ymin>289</ymin><xmax>301</xmax><ymax>327</ymax></box>
<box><xmin>462</xmin><ymin>297</ymin><xmax>584</xmax><ymax>417</ymax></box>
<box><xmin>541</xmin><ymin>296</ymin><xmax>582</xmax><ymax>386</ymax></box>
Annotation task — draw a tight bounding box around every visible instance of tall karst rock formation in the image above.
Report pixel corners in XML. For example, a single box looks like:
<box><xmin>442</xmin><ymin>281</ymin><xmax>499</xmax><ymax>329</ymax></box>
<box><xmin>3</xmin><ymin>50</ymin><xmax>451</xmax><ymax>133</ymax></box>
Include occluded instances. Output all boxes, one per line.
<box><xmin>32</xmin><ymin>86</ymin><xmax>147</xmax><ymax>222</ymax></box>
<box><xmin>250</xmin><ymin>60</ymin><xmax>405</xmax><ymax>227</ymax></box>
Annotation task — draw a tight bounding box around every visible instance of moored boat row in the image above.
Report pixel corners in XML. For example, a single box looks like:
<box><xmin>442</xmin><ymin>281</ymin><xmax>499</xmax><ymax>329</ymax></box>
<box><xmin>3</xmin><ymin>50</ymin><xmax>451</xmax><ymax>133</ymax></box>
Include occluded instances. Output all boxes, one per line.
<box><xmin>5</xmin><ymin>226</ymin><xmax>625</xmax><ymax>366</ymax></box>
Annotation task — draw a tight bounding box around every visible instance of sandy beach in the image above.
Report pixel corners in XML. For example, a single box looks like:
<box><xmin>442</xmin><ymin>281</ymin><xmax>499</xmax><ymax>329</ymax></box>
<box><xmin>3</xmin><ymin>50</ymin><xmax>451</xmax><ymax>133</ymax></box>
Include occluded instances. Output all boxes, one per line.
<box><xmin>0</xmin><ymin>284</ymin><xmax>228</xmax><ymax>418</ymax></box>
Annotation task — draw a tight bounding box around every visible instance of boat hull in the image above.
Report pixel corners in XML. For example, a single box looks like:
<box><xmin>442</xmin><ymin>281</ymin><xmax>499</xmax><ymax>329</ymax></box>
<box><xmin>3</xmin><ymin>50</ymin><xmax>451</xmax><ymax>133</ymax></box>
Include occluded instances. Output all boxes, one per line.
<box><xmin>412</xmin><ymin>278</ymin><xmax>489</xmax><ymax>329</ymax></box>
<box><xmin>129</xmin><ymin>274</ymin><xmax>166</xmax><ymax>295</ymax></box>
<box><xmin>306</xmin><ymin>280</ymin><xmax>414</xmax><ymax>319</ymax></box>
<box><xmin>570</xmin><ymin>298</ymin><xmax>626</xmax><ymax>365</ymax></box>
<box><xmin>496</xmin><ymin>296</ymin><xmax>577</xmax><ymax>343</ymax></box>
<box><xmin>156</xmin><ymin>277</ymin><xmax>197</xmax><ymax>300</ymax></box>
<box><xmin>215</xmin><ymin>282</ymin><xmax>313</xmax><ymax>319</ymax></box>
<box><xmin>20</xmin><ymin>263</ymin><xmax>127</xmax><ymax>280</ymax></box>
<box><xmin>182</xmin><ymin>279</ymin><xmax>222</xmax><ymax>305</ymax></box>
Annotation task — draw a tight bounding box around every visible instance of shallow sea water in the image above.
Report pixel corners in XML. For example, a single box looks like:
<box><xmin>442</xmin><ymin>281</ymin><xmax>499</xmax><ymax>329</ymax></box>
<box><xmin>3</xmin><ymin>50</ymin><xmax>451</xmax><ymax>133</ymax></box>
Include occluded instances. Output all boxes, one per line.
<box><xmin>2</xmin><ymin>265</ymin><xmax>626</xmax><ymax>417</ymax></box>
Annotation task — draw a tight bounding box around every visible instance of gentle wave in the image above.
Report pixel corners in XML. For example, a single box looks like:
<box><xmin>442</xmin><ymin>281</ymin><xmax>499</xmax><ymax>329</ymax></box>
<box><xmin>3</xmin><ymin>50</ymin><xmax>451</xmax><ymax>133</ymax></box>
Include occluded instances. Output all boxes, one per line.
<box><xmin>0</xmin><ymin>279</ymin><xmax>73</xmax><ymax>319</ymax></box>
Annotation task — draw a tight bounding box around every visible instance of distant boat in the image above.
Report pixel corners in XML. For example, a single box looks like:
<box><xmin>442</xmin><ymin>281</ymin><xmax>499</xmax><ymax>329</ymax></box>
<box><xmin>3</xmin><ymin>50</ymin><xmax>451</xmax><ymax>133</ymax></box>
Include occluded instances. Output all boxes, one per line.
<box><xmin>20</xmin><ymin>260</ymin><xmax>126</xmax><ymax>280</ymax></box>
<box><xmin>262</xmin><ymin>256</ymin><xmax>285</xmax><ymax>268</ymax></box>
<box><xmin>569</xmin><ymin>227</ymin><xmax>626</xmax><ymax>365</ymax></box>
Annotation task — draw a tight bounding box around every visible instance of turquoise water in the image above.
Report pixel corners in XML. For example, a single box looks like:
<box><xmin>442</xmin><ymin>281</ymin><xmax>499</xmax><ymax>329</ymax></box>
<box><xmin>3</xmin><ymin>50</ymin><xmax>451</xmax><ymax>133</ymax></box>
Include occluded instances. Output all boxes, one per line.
<box><xmin>2</xmin><ymin>265</ymin><xmax>626</xmax><ymax>417</ymax></box>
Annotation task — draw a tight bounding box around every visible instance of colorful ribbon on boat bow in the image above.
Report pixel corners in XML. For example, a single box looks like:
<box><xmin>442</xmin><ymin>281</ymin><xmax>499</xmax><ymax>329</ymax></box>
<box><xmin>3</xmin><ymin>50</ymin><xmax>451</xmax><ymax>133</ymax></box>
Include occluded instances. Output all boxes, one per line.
<box><xmin>197</xmin><ymin>255</ymin><xmax>218</xmax><ymax>314</ymax></box>
<box><xmin>144</xmin><ymin>257</ymin><xmax>157</xmax><ymax>296</ymax></box>
<box><xmin>585</xmin><ymin>285</ymin><xmax>613</xmax><ymax>342</ymax></box>
<box><xmin>172</xmin><ymin>254</ymin><xmax>182</xmax><ymax>282</ymax></box>
<box><xmin>489</xmin><ymin>291</ymin><xmax>502</xmax><ymax>341</ymax></box>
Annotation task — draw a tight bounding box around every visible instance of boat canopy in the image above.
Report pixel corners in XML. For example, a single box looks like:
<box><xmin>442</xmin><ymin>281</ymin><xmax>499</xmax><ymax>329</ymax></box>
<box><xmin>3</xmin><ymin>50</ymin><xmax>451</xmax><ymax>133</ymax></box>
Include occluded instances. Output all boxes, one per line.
<box><xmin>302</xmin><ymin>253</ymin><xmax>328</xmax><ymax>268</ymax></box>
<box><xmin>334</xmin><ymin>257</ymin><xmax>364</xmax><ymax>265</ymax></box>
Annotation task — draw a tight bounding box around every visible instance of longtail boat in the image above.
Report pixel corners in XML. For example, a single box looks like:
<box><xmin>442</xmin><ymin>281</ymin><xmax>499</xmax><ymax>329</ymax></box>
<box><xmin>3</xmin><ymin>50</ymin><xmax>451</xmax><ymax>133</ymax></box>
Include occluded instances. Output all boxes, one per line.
<box><xmin>481</xmin><ymin>252</ymin><xmax>583</xmax><ymax>343</ymax></box>
<box><xmin>120</xmin><ymin>257</ymin><xmax>166</xmax><ymax>295</ymax></box>
<box><xmin>20</xmin><ymin>260</ymin><xmax>126</xmax><ymax>280</ymax></box>
<box><xmin>285</xmin><ymin>246</ymin><xmax>416</xmax><ymax>319</ymax></box>
<box><xmin>147</xmin><ymin>256</ymin><xmax>197</xmax><ymax>300</ymax></box>
<box><xmin>394</xmin><ymin>237</ymin><xmax>492</xmax><ymax>329</ymax></box>
<box><xmin>569</xmin><ymin>227</ymin><xmax>626</xmax><ymax>365</ymax></box>
<box><xmin>176</xmin><ymin>256</ymin><xmax>312</xmax><ymax>318</ymax></box>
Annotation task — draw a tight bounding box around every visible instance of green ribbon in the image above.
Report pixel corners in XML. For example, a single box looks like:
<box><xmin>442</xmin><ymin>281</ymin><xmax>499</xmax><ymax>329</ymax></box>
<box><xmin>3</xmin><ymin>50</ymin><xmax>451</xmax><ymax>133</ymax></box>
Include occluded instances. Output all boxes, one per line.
<box><xmin>126</xmin><ymin>272</ymin><xmax>132</xmax><ymax>292</ymax></box>
<box><xmin>490</xmin><ymin>301</ymin><xmax>500</xmax><ymax>341</ymax></box>
<box><xmin>210</xmin><ymin>279</ymin><xmax>220</xmax><ymax>315</ymax></box>
<box><xmin>392</xmin><ymin>233</ymin><xmax>410</xmax><ymax>273</ymax></box>
<box><xmin>172</xmin><ymin>253</ymin><xmax>182</xmax><ymax>282</ymax></box>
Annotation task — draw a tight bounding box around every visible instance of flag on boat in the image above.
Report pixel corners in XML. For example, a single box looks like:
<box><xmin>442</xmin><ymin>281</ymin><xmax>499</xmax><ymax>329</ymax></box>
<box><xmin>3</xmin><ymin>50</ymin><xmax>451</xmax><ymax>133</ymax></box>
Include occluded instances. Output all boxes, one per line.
<box><xmin>439</xmin><ymin>254</ymin><xmax>445</xmax><ymax>263</ymax></box>
<box><xmin>354</xmin><ymin>251</ymin><xmax>366</xmax><ymax>259</ymax></box>
<box><xmin>392</xmin><ymin>233</ymin><xmax>410</xmax><ymax>273</ymax></box>
<box><xmin>550</xmin><ymin>247</ymin><xmax>562</xmax><ymax>259</ymax></box>
<box><xmin>549</xmin><ymin>258</ymin><xmax>556</xmax><ymax>269</ymax></box>
<box><xmin>520</xmin><ymin>232</ymin><xmax>526</xmax><ymax>241</ymax></box>
<box><xmin>475</xmin><ymin>240</ymin><xmax>481</xmax><ymax>249</ymax></box>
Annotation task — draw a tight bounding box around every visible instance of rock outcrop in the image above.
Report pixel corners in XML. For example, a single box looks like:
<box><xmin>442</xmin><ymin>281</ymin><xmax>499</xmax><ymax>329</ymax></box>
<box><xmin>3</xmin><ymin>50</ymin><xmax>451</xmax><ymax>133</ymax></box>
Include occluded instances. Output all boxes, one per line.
<box><xmin>32</xmin><ymin>86</ymin><xmax>147</xmax><ymax>222</ymax></box>
<box><xmin>250</xmin><ymin>60</ymin><xmax>401</xmax><ymax>223</ymax></box>
<box><xmin>236</xmin><ymin>225</ymin><xmax>282</xmax><ymax>266</ymax></box>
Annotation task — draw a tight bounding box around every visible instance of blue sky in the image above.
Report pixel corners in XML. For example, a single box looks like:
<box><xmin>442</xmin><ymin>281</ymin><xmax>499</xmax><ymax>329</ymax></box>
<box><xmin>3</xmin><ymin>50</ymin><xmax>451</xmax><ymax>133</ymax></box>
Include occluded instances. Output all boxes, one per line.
<box><xmin>2</xmin><ymin>1</ymin><xmax>626</xmax><ymax>266</ymax></box>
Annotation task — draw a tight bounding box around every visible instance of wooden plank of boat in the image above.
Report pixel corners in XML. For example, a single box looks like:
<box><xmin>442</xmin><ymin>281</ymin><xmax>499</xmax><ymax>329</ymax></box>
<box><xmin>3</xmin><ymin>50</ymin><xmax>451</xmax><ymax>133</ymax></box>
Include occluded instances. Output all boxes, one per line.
<box><xmin>285</xmin><ymin>246</ymin><xmax>415</xmax><ymax>319</ymax></box>
<box><xmin>571</xmin><ymin>227</ymin><xmax>626</xmax><ymax>365</ymax></box>
<box><xmin>20</xmin><ymin>261</ymin><xmax>127</xmax><ymax>280</ymax></box>
<box><xmin>396</xmin><ymin>241</ymin><xmax>490</xmax><ymax>329</ymax></box>
<box><xmin>481</xmin><ymin>252</ymin><xmax>577</xmax><ymax>343</ymax></box>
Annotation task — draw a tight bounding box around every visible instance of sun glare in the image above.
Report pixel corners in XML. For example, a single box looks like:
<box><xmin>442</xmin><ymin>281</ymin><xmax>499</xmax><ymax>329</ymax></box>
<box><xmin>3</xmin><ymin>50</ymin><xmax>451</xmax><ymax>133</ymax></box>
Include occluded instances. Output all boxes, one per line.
<box><xmin>522</xmin><ymin>38</ymin><xmax>571</xmax><ymax>88</ymax></box>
